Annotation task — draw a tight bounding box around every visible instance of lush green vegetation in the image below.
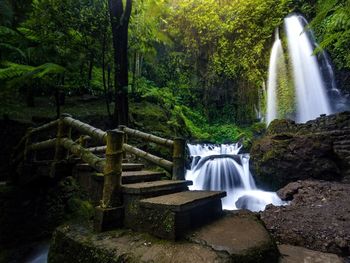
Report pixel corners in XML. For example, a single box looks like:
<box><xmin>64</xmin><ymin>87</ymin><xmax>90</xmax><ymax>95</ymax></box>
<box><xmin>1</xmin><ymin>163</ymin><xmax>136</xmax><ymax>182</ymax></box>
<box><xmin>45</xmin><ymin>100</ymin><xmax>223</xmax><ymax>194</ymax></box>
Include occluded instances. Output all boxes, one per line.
<box><xmin>0</xmin><ymin>0</ymin><xmax>349</xmax><ymax>143</ymax></box>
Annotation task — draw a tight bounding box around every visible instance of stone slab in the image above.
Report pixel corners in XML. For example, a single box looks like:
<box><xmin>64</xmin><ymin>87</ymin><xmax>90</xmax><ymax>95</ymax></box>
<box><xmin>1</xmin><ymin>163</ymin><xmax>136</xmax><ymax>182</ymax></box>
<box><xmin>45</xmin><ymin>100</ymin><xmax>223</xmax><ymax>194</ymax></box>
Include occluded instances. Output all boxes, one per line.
<box><xmin>138</xmin><ymin>193</ymin><xmax>223</xmax><ymax>240</ymax></box>
<box><xmin>121</xmin><ymin>170</ymin><xmax>164</xmax><ymax>184</ymax></box>
<box><xmin>278</xmin><ymin>244</ymin><xmax>343</xmax><ymax>263</ymax></box>
<box><xmin>48</xmin><ymin>225</ymin><xmax>229</xmax><ymax>263</ymax></box>
<box><xmin>122</xmin><ymin>163</ymin><xmax>144</xmax><ymax>171</ymax></box>
<box><xmin>188</xmin><ymin>210</ymin><xmax>279</xmax><ymax>263</ymax></box>
<box><xmin>122</xmin><ymin>180</ymin><xmax>192</xmax><ymax>194</ymax></box>
<box><xmin>140</xmin><ymin>190</ymin><xmax>226</xmax><ymax>212</ymax></box>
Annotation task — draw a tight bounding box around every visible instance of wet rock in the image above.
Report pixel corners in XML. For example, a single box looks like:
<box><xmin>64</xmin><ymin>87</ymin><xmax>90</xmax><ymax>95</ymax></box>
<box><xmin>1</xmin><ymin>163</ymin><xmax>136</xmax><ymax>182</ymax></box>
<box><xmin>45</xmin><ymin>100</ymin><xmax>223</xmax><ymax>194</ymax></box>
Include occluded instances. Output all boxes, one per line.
<box><xmin>261</xmin><ymin>180</ymin><xmax>350</xmax><ymax>256</ymax></box>
<box><xmin>277</xmin><ymin>181</ymin><xmax>303</xmax><ymax>200</ymax></box>
<box><xmin>235</xmin><ymin>195</ymin><xmax>269</xmax><ymax>212</ymax></box>
<box><xmin>188</xmin><ymin>210</ymin><xmax>279</xmax><ymax>262</ymax></box>
<box><xmin>49</xmin><ymin>210</ymin><xmax>279</xmax><ymax>263</ymax></box>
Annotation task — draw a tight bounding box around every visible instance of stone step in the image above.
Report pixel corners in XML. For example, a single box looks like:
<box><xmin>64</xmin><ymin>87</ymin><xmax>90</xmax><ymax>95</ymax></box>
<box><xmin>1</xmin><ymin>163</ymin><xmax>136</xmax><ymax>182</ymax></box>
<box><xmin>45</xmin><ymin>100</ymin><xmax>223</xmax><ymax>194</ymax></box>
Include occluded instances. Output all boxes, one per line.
<box><xmin>122</xmin><ymin>163</ymin><xmax>144</xmax><ymax>171</ymax></box>
<box><xmin>123</xmin><ymin>180</ymin><xmax>193</xmax><ymax>230</ymax></box>
<box><xmin>121</xmin><ymin>170</ymin><xmax>164</xmax><ymax>184</ymax></box>
<box><xmin>137</xmin><ymin>190</ymin><xmax>226</xmax><ymax>240</ymax></box>
<box><xmin>333</xmin><ymin>145</ymin><xmax>350</xmax><ymax>150</ymax></box>
<box><xmin>333</xmin><ymin>148</ymin><xmax>350</xmax><ymax>155</ymax></box>
<box><xmin>333</xmin><ymin>140</ymin><xmax>350</xmax><ymax>145</ymax></box>
<box><xmin>122</xmin><ymin>180</ymin><xmax>192</xmax><ymax>195</ymax></box>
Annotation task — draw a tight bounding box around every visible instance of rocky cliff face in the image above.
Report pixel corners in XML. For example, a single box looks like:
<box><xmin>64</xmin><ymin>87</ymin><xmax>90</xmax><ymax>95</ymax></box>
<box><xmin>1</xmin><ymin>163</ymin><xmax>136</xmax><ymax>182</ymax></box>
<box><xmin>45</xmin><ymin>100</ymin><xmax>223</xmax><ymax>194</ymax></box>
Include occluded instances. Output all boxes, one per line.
<box><xmin>250</xmin><ymin>112</ymin><xmax>350</xmax><ymax>190</ymax></box>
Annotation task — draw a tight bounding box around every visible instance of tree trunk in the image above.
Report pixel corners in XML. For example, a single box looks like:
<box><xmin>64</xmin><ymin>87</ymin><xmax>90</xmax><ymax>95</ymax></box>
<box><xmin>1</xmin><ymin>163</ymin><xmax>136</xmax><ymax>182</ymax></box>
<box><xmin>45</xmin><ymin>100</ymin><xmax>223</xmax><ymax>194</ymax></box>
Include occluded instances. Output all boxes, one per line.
<box><xmin>108</xmin><ymin>0</ymin><xmax>132</xmax><ymax>126</ymax></box>
<box><xmin>131</xmin><ymin>51</ymin><xmax>137</xmax><ymax>95</ymax></box>
<box><xmin>102</xmin><ymin>32</ymin><xmax>112</xmax><ymax>119</ymax></box>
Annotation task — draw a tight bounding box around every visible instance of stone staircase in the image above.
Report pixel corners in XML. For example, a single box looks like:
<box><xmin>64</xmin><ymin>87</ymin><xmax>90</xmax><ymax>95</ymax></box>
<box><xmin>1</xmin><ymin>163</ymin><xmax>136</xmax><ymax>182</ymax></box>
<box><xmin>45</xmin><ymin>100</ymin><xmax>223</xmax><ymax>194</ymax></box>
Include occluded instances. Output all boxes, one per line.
<box><xmin>73</xmin><ymin>158</ymin><xmax>226</xmax><ymax>240</ymax></box>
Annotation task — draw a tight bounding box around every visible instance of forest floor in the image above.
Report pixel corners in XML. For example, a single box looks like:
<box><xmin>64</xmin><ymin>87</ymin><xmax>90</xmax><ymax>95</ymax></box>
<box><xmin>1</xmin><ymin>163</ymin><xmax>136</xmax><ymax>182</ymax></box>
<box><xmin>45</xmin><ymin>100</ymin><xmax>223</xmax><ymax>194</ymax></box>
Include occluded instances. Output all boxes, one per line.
<box><xmin>260</xmin><ymin>180</ymin><xmax>350</xmax><ymax>260</ymax></box>
<box><xmin>0</xmin><ymin>93</ymin><xmax>110</xmax><ymax>121</ymax></box>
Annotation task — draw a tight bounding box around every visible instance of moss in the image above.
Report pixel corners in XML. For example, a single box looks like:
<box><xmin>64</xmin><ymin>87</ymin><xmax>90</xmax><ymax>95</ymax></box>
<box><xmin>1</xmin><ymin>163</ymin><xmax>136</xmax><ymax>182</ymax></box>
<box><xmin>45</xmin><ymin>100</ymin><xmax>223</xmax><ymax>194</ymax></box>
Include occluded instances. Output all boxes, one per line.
<box><xmin>66</xmin><ymin>198</ymin><xmax>94</xmax><ymax>221</ymax></box>
<box><xmin>162</xmin><ymin>212</ymin><xmax>175</xmax><ymax>233</ymax></box>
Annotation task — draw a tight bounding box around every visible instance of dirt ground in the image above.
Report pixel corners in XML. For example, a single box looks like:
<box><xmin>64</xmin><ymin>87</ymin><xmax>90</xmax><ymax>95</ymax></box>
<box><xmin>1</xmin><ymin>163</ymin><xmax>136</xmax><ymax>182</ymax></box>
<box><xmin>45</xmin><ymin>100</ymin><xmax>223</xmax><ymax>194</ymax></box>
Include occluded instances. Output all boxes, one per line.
<box><xmin>260</xmin><ymin>180</ymin><xmax>350</xmax><ymax>259</ymax></box>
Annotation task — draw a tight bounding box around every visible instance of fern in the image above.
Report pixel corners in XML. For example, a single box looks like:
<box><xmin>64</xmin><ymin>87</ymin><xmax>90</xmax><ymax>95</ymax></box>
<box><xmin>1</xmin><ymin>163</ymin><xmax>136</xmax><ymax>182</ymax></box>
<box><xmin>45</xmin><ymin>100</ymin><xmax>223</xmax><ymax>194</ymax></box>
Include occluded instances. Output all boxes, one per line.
<box><xmin>0</xmin><ymin>43</ymin><xmax>26</xmax><ymax>59</ymax></box>
<box><xmin>0</xmin><ymin>61</ymin><xmax>66</xmax><ymax>88</ymax></box>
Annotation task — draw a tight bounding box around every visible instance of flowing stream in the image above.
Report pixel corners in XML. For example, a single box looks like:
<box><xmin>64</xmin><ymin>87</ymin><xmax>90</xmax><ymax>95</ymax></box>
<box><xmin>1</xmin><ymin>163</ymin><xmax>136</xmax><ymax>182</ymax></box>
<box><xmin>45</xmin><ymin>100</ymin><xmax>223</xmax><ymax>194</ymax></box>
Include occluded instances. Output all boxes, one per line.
<box><xmin>186</xmin><ymin>144</ymin><xmax>284</xmax><ymax>212</ymax></box>
<box><xmin>24</xmin><ymin>242</ymin><xmax>49</xmax><ymax>263</ymax></box>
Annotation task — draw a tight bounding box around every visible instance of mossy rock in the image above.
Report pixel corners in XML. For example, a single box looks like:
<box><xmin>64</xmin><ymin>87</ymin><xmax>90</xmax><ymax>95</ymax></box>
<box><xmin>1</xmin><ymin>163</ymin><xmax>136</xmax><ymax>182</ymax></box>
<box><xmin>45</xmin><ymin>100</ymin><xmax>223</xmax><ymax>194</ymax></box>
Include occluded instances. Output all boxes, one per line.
<box><xmin>250</xmin><ymin>133</ymin><xmax>342</xmax><ymax>190</ymax></box>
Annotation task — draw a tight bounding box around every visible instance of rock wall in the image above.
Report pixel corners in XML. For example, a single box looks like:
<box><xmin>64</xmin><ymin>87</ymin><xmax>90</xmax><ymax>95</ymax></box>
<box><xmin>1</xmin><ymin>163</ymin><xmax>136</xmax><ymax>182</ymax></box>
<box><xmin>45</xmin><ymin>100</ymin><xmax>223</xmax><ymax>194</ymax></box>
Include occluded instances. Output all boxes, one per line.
<box><xmin>250</xmin><ymin>112</ymin><xmax>350</xmax><ymax>190</ymax></box>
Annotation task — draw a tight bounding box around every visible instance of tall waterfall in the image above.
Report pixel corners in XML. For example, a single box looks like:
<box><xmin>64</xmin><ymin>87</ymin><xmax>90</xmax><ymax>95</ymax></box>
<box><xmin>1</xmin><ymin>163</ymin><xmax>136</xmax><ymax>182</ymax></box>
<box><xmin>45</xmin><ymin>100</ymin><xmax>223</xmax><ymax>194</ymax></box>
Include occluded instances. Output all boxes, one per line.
<box><xmin>266</xmin><ymin>14</ymin><xmax>333</xmax><ymax>124</ymax></box>
<box><xmin>285</xmin><ymin>14</ymin><xmax>331</xmax><ymax>123</ymax></box>
<box><xmin>186</xmin><ymin>144</ymin><xmax>284</xmax><ymax>212</ymax></box>
<box><xmin>266</xmin><ymin>29</ymin><xmax>288</xmax><ymax>125</ymax></box>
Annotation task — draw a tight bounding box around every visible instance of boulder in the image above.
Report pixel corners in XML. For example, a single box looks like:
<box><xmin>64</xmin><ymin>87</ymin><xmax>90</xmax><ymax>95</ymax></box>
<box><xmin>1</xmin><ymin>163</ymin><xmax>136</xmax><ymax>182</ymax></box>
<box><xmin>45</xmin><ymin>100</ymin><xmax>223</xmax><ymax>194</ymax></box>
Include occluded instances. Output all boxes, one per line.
<box><xmin>250</xmin><ymin>132</ymin><xmax>341</xmax><ymax>190</ymax></box>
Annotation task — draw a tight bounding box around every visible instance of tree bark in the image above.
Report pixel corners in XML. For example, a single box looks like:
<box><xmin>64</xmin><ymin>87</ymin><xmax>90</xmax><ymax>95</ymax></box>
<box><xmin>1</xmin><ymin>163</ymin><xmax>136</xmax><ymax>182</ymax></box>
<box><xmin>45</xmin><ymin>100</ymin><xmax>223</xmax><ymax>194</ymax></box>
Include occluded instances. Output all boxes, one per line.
<box><xmin>108</xmin><ymin>0</ymin><xmax>132</xmax><ymax>126</ymax></box>
<box><xmin>102</xmin><ymin>32</ymin><xmax>112</xmax><ymax>119</ymax></box>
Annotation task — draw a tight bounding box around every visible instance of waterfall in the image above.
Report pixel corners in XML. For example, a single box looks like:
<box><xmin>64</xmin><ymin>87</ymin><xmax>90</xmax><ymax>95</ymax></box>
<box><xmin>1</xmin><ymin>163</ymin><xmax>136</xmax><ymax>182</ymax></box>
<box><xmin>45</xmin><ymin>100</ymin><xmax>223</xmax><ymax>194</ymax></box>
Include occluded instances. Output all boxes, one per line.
<box><xmin>266</xmin><ymin>29</ymin><xmax>288</xmax><ymax>125</ymax></box>
<box><xmin>285</xmin><ymin>14</ymin><xmax>331</xmax><ymax>123</ymax></box>
<box><xmin>186</xmin><ymin>144</ymin><xmax>284</xmax><ymax>212</ymax></box>
<box><xmin>266</xmin><ymin>14</ymin><xmax>336</xmax><ymax>124</ymax></box>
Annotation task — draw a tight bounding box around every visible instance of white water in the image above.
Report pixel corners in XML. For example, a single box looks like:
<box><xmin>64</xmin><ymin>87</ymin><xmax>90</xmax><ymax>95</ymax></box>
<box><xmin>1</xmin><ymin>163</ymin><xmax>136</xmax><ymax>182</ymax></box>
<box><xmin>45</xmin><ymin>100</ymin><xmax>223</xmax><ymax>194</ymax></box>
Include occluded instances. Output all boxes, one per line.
<box><xmin>285</xmin><ymin>15</ymin><xmax>331</xmax><ymax>123</ymax></box>
<box><xmin>25</xmin><ymin>243</ymin><xmax>49</xmax><ymax>263</ymax></box>
<box><xmin>266</xmin><ymin>14</ymin><xmax>334</xmax><ymax>124</ymax></box>
<box><xmin>186</xmin><ymin>144</ymin><xmax>284</xmax><ymax>212</ymax></box>
<box><xmin>266</xmin><ymin>30</ymin><xmax>286</xmax><ymax>125</ymax></box>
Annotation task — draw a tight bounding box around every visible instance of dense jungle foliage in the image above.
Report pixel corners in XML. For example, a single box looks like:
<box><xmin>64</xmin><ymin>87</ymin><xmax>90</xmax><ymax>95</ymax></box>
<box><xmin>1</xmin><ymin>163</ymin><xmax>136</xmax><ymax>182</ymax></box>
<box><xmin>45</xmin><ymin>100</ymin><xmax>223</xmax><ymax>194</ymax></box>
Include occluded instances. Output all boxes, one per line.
<box><xmin>0</xmin><ymin>0</ymin><xmax>349</xmax><ymax>143</ymax></box>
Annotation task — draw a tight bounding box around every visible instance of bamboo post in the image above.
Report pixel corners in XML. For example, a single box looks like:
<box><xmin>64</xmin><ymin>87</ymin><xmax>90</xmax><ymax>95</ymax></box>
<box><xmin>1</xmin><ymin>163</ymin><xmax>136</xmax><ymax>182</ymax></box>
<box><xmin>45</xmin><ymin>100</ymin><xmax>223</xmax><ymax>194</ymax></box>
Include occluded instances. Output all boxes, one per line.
<box><xmin>101</xmin><ymin>130</ymin><xmax>124</xmax><ymax>207</ymax></box>
<box><xmin>118</xmin><ymin>125</ymin><xmax>127</xmax><ymax>159</ymax></box>
<box><xmin>172</xmin><ymin>138</ymin><xmax>186</xmax><ymax>180</ymax></box>
<box><xmin>54</xmin><ymin>113</ymin><xmax>72</xmax><ymax>162</ymax></box>
<box><xmin>52</xmin><ymin>113</ymin><xmax>72</xmax><ymax>177</ymax></box>
<box><xmin>24</xmin><ymin>128</ymin><xmax>34</xmax><ymax>162</ymax></box>
<box><xmin>95</xmin><ymin>130</ymin><xmax>124</xmax><ymax>232</ymax></box>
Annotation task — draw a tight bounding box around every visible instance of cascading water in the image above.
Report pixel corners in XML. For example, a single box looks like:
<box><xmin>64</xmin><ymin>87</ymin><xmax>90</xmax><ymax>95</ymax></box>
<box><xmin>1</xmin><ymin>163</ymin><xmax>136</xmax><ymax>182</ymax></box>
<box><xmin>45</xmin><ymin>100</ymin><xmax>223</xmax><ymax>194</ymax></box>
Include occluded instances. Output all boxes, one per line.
<box><xmin>266</xmin><ymin>14</ymin><xmax>337</xmax><ymax>124</ymax></box>
<box><xmin>266</xmin><ymin>29</ymin><xmax>288</xmax><ymax>125</ymax></box>
<box><xmin>285</xmin><ymin>14</ymin><xmax>331</xmax><ymax>123</ymax></box>
<box><xmin>186</xmin><ymin>144</ymin><xmax>284</xmax><ymax>212</ymax></box>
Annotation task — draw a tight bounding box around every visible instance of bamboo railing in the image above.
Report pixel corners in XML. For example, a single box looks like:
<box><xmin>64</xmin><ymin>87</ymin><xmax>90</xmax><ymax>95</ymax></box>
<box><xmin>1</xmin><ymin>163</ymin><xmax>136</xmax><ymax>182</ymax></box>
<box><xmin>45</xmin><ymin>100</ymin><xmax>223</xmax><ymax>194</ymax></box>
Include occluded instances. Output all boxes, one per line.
<box><xmin>12</xmin><ymin>114</ymin><xmax>187</xmax><ymax>231</ymax></box>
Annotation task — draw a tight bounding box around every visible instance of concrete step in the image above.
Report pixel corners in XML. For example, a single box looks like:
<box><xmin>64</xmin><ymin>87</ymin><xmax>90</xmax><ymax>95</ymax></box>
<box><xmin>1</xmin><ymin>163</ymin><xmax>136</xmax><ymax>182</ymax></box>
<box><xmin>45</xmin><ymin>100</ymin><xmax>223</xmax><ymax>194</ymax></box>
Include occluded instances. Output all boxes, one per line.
<box><xmin>333</xmin><ymin>140</ymin><xmax>350</xmax><ymax>145</ymax></box>
<box><xmin>333</xmin><ymin>145</ymin><xmax>350</xmax><ymax>150</ymax></box>
<box><xmin>121</xmin><ymin>170</ymin><xmax>164</xmax><ymax>184</ymax></box>
<box><xmin>137</xmin><ymin>190</ymin><xmax>226</xmax><ymax>240</ymax></box>
<box><xmin>123</xmin><ymin>180</ymin><xmax>193</xmax><ymax>230</ymax></box>
<box><xmin>122</xmin><ymin>180</ymin><xmax>192</xmax><ymax>195</ymax></box>
<box><xmin>334</xmin><ymin>148</ymin><xmax>350</xmax><ymax>156</ymax></box>
<box><xmin>122</xmin><ymin>163</ymin><xmax>144</xmax><ymax>171</ymax></box>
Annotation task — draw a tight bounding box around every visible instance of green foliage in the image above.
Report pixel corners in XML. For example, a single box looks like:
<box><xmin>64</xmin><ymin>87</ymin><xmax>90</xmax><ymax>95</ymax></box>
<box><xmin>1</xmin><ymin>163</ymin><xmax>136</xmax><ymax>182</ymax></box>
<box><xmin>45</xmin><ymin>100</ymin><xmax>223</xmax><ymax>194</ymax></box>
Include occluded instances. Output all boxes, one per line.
<box><xmin>311</xmin><ymin>0</ymin><xmax>350</xmax><ymax>69</ymax></box>
<box><xmin>165</xmin><ymin>0</ymin><xmax>293</xmax><ymax>123</ymax></box>
<box><xmin>0</xmin><ymin>61</ymin><xmax>65</xmax><ymax>88</ymax></box>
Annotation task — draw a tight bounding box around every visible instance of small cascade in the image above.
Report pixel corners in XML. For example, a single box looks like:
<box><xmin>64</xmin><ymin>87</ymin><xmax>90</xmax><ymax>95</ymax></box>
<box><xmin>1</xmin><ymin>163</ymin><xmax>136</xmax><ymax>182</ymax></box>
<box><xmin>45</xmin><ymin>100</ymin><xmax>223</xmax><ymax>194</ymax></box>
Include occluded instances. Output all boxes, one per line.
<box><xmin>186</xmin><ymin>144</ymin><xmax>284</xmax><ymax>211</ymax></box>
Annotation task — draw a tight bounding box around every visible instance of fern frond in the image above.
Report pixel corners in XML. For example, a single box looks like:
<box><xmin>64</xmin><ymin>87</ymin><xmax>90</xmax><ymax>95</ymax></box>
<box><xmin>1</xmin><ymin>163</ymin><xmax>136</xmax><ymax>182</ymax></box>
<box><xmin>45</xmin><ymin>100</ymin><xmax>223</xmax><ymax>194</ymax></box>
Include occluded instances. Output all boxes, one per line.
<box><xmin>0</xmin><ymin>43</ymin><xmax>26</xmax><ymax>58</ymax></box>
<box><xmin>0</xmin><ymin>26</ymin><xmax>19</xmax><ymax>37</ymax></box>
<box><xmin>0</xmin><ymin>62</ymin><xmax>34</xmax><ymax>79</ymax></box>
<box><xmin>17</xmin><ymin>27</ymin><xmax>40</xmax><ymax>42</ymax></box>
